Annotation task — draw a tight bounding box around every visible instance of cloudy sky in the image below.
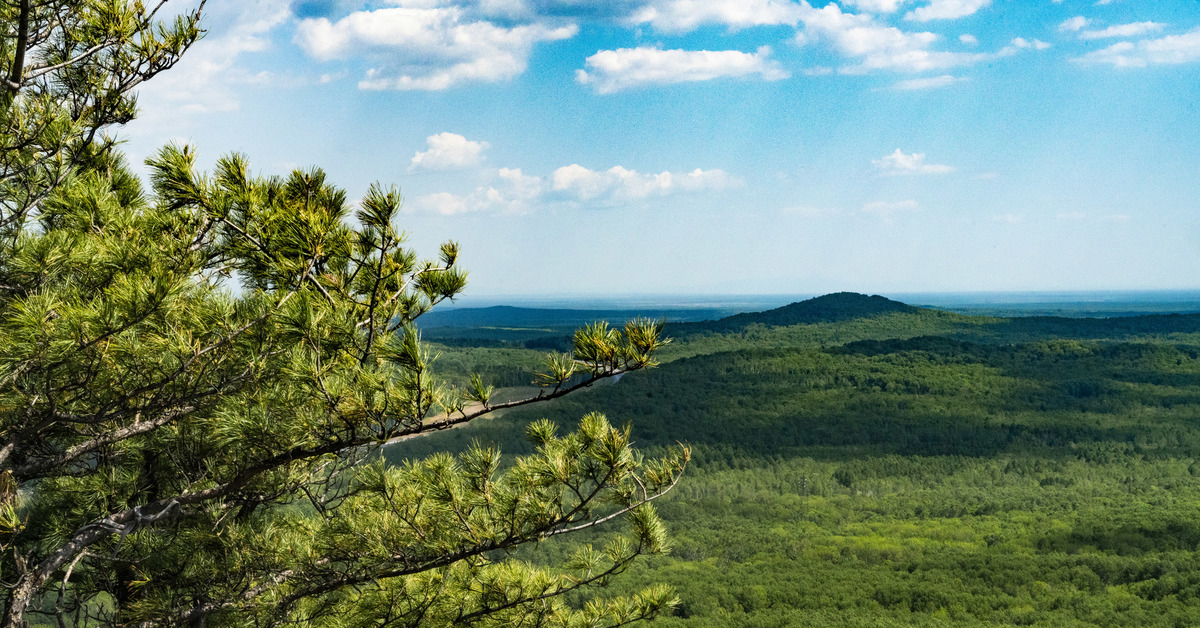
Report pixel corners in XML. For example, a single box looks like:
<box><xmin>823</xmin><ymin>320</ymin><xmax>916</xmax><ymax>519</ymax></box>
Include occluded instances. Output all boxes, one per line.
<box><xmin>121</xmin><ymin>0</ymin><xmax>1200</xmax><ymax>297</ymax></box>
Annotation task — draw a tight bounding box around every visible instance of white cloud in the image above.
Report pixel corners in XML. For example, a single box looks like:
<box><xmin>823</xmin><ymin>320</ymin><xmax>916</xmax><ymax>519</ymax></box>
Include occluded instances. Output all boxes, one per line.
<box><xmin>413</xmin><ymin>167</ymin><xmax>545</xmax><ymax>214</ymax></box>
<box><xmin>1078</xmin><ymin>22</ymin><xmax>1167</xmax><ymax>41</ymax></box>
<box><xmin>576</xmin><ymin>46</ymin><xmax>788</xmax><ymax>93</ymax></box>
<box><xmin>629</xmin><ymin>0</ymin><xmax>808</xmax><ymax>32</ymax></box>
<box><xmin>496</xmin><ymin>166</ymin><xmax>544</xmax><ymax>194</ymax></box>
<box><xmin>904</xmin><ymin>0</ymin><xmax>990</xmax><ymax>22</ymax></box>
<box><xmin>1058</xmin><ymin>16</ymin><xmax>1089</xmax><ymax>32</ymax></box>
<box><xmin>416</xmin><ymin>192</ymin><xmax>476</xmax><ymax>215</ymax></box>
<box><xmin>411</xmin><ymin>161</ymin><xmax>739</xmax><ymax>213</ymax></box>
<box><xmin>844</xmin><ymin>0</ymin><xmax>907</xmax><ymax>13</ymax></box>
<box><xmin>293</xmin><ymin>6</ymin><xmax>577</xmax><ymax>90</ymax></box>
<box><xmin>476</xmin><ymin>0</ymin><xmax>535</xmax><ymax>19</ymax></box>
<box><xmin>890</xmin><ymin>74</ymin><xmax>965</xmax><ymax>89</ymax></box>
<box><xmin>872</xmin><ymin>149</ymin><xmax>955</xmax><ymax>174</ymax></box>
<box><xmin>1074</xmin><ymin>27</ymin><xmax>1200</xmax><ymax>67</ymax></box>
<box><xmin>551</xmin><ymin>164</ymin><xmax>741</xmax><ymax>203</ymax></box>
<box><xmin>410</xmin><ymin>133</ymin><xmax>490</xmax><ymax>171</ymax></box>
<box><xmin>1010</xmin><ymin>37</ymin><xmax>1051</xmax><ymax>50</ymax></box>
<box><xmin>959</xmin><ymin>33</ymin><xmax>978</xmax><ymax>45</ymax></box>
<box><xmin>862</xmin><ymin>199</ymin><xmax>919</xmax><ymax>220</ymax></box>
<box><xmin>796</xmin><ymin>2</ymin><xmax>1024</xmax><ymax>73</ymax></box>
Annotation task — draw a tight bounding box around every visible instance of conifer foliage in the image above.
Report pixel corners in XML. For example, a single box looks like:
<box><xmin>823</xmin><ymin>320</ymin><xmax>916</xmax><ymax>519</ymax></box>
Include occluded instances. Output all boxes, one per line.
<box><xmin>0</xmin><ymin>3</ymin><xmax>687</xmax><ymax>626</ymax></box>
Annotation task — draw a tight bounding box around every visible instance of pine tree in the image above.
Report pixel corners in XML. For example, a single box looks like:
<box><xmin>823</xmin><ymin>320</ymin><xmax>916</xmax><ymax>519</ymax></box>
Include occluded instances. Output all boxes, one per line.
<box><xmin>0</xmin><ymin>3</ymin><xmax>687</xmax><ymax>626</ymax></box>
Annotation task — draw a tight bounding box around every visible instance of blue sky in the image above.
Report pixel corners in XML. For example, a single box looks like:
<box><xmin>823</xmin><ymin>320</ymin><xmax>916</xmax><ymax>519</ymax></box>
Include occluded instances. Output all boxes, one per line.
<box><xmin>121</xmin><ymin>0</ymin><xmax>1200</xmax><ymax>297</ymax></box>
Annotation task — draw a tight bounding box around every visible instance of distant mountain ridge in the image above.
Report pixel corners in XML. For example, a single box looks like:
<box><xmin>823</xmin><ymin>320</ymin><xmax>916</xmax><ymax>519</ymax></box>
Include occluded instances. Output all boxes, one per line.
<box><xmin>420</xmin><ymin>293</ymin><xmax>1200</xmax><ymax>349</ymax></box>
<box><xmin>418</xmin><ymin>293</ymin><xmax>916</xmax><ymax>331</ymax></box>
<box><xmin>668</xmin><ymin>292</ymin><xmax>920</xmax><ymax>335</ymax></box>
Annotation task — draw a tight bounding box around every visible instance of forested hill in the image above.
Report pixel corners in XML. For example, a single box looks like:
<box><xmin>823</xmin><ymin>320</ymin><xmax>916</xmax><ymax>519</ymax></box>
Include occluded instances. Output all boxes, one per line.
<box><xmin>667</xmin><ymin>292</ymin><xmax>920</xmax><ymax>335</ymax></box>
<box><xmin>666</xmin><ymin>292</ymin><xmax>1200</xmax><ymax>345</ymax></box>
<box><xmin>420</xmin><ymin>293</ymin><xmax>1200</xmax><ymax>354</ymax></box>
<box><xmin>418</xmin><ymin>293</ymin><xmax>912</xmax><ymax>332</ymax></box>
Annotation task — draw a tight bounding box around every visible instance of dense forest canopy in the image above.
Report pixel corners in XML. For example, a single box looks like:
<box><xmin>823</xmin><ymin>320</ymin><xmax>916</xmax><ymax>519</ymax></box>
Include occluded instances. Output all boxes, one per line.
<box><xmin>397</xmin><ymin>293</ymin><xmax>1200</xmax><ymax>626</ymax></box>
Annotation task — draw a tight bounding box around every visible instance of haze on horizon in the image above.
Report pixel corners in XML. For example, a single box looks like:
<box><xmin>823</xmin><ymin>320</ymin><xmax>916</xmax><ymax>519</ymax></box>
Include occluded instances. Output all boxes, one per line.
<box><xmin>122</xmin><ymin>0</ymin><xmax>1200</xmax><ymax>297</ymax></box>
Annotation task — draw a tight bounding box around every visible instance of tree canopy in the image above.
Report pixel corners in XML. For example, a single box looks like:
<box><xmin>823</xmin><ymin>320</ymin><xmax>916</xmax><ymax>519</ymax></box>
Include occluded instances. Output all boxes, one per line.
<box><xmin>0</xmin><ymin>3</ymin><xmax>686</xmax><ymax>626</ymax></box>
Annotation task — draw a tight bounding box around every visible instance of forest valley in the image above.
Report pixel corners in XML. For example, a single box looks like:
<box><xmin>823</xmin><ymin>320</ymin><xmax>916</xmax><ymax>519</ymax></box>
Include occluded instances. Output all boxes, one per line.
<box><xmin>393</xmin><ymin>292</ymin><xmax>1200</xmax><ymax>627</ymax></box>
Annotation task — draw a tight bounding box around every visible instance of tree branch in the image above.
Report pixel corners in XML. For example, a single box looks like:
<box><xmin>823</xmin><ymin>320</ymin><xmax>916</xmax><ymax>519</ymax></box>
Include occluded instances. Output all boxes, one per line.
<box><xmin>4</xmin><ymin>0</ymin><xmax>30</xmax><ymax>93</ymax></box>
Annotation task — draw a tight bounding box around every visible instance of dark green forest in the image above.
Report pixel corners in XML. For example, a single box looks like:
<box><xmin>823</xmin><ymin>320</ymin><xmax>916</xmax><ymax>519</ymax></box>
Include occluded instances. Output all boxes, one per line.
<box><xmin>392</xmin><ymin>293</ymin><xmax>1200</xmax><ymax>626</ymax></box>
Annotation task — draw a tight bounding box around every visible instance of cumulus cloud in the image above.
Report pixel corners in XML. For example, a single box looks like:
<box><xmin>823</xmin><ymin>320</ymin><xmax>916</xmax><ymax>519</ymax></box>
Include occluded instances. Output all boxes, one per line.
<box><xmin>616</xmin><ymin>2</ymin><xmax>1034</xmax><ymax>75</ymax></box>
<box><xmin>959</xmin><ymin>33</ymin><xmax>978</xmax><ymax>45</ymax></box>
<box><xmin>1058</xmin><ymin>16</ymin><xmax>1089</xmax><ymax>32</ymax></box>
<box><xmin>1074</xmin><ymin>27</ymin><xmax>1200</xmax><ymax>67</ymax></box>
<box><xmin>475</xmin><ymin>0</ymin><xmax>537</xmax><ymax>19</ymax></box>
<box><xmin>843</xmin><ymin>0</ymin><xmax>907</xmax><ymax>13</ymax></box>
<box><xmin>551</xmin><ymin>164</ymin><xmax>741</xmax><ymax>203</ymax></box>
<box><xmin>413</xmin><ymin>167</ymin><xmax>545</xmax><ymax>215</ymax></box>
<box><xmin>904</xmin><ymin>0</ymin><xmax>991</xmax><ymax>22</ymax></box>
<box><xmin>629</xmin><ymin>0</ymin><xmax>808</xmax><ymax>32</ymax></box>
<box><xmin>496</xmin><ymin>166</ymin><xmax>545</xmax><ymax>197</ymax></box>
<box><xmin>1010</xmin><ymin>37</ymin><xmax>1051</xmax><ymax>50</ymax></box>
<box><xmin>890</xmin><ymin>74</ymin><xmax>965</xmax><ymax>89</ymax></box>
<box><xmin>796</xmin><ymin>2</ymin><xmax>1031</xmax><ymax>73</ymax></box>
<box><xmin>872</xmin><ymin>149</ymin><xmax>955</xmax><ymax>174</ymax></box>
<box><xmin>411</xmin><ymin>161</ymin><xmax>740</xmax><ymax>213</ymax></box>
<box><xmin>798</xmin><ymin>4</ymin><xmax>939</xmax><ymax>71</ymax></box>
<box><xmin>576</xmin><ymin>46</ymin><xmax>788</xmax><ymax>93</ymax></box>
<box><xmin>461</xmin><ymin>0</ymin><xmax>658</xmax><ymax>22</ymax></box>
<box><xmin>410</xmin><ymin>133</ymin><xmax>490</xmax><ymax>171</ymax></box>
<box><xmin>1078</xmin><ymin>22</ymin><xmax>1167</xmax><ymax>41</ymax></box>
<box><xmin>415</xmin><ymin>192</ymin><xmax>476</xmax><ymax>215</ymax></box>
<box><xmin>293</xmin><ymin>6</ymin><xmax>577</xmax><ymax>90</ymax></box>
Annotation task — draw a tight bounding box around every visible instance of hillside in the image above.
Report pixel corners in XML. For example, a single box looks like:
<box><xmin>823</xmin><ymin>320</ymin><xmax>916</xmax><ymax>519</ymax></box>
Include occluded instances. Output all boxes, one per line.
<box><xmin>390</xmin><ymin>293</ymin><xmax>1200</xmax><ymax>626</ymax></box>
<box><xmin>671</xmin><ymin>292</ymin><xmax>918</xmax><ymax>333</ymax></box>
<box><xmin>419</xmin><ymin>293</ymin><xmax>1200</xmax><ymax>357</ymax></box>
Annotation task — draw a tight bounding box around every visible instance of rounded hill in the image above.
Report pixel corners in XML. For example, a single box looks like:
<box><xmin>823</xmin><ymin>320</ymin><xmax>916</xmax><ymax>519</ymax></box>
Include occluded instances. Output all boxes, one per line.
<box><xmin>672</xmin><ymin>292</ymin><xmax>919</xmax><ymax>334</ymax></box>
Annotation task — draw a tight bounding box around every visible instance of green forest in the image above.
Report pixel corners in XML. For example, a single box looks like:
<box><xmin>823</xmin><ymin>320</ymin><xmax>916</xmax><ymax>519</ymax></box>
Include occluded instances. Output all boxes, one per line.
<box><xmin>393</xmin><ymin>293</ymin><xmax>1200</xmax><ymax>626</ymax></box>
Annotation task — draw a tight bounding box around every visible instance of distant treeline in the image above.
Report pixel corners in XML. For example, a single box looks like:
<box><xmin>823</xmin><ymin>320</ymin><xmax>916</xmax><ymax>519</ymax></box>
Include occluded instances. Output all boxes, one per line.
<box><xmin>415</xmin><ymin>304</ymin><xmax>732</xmax><ymax>329</ymax></box>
